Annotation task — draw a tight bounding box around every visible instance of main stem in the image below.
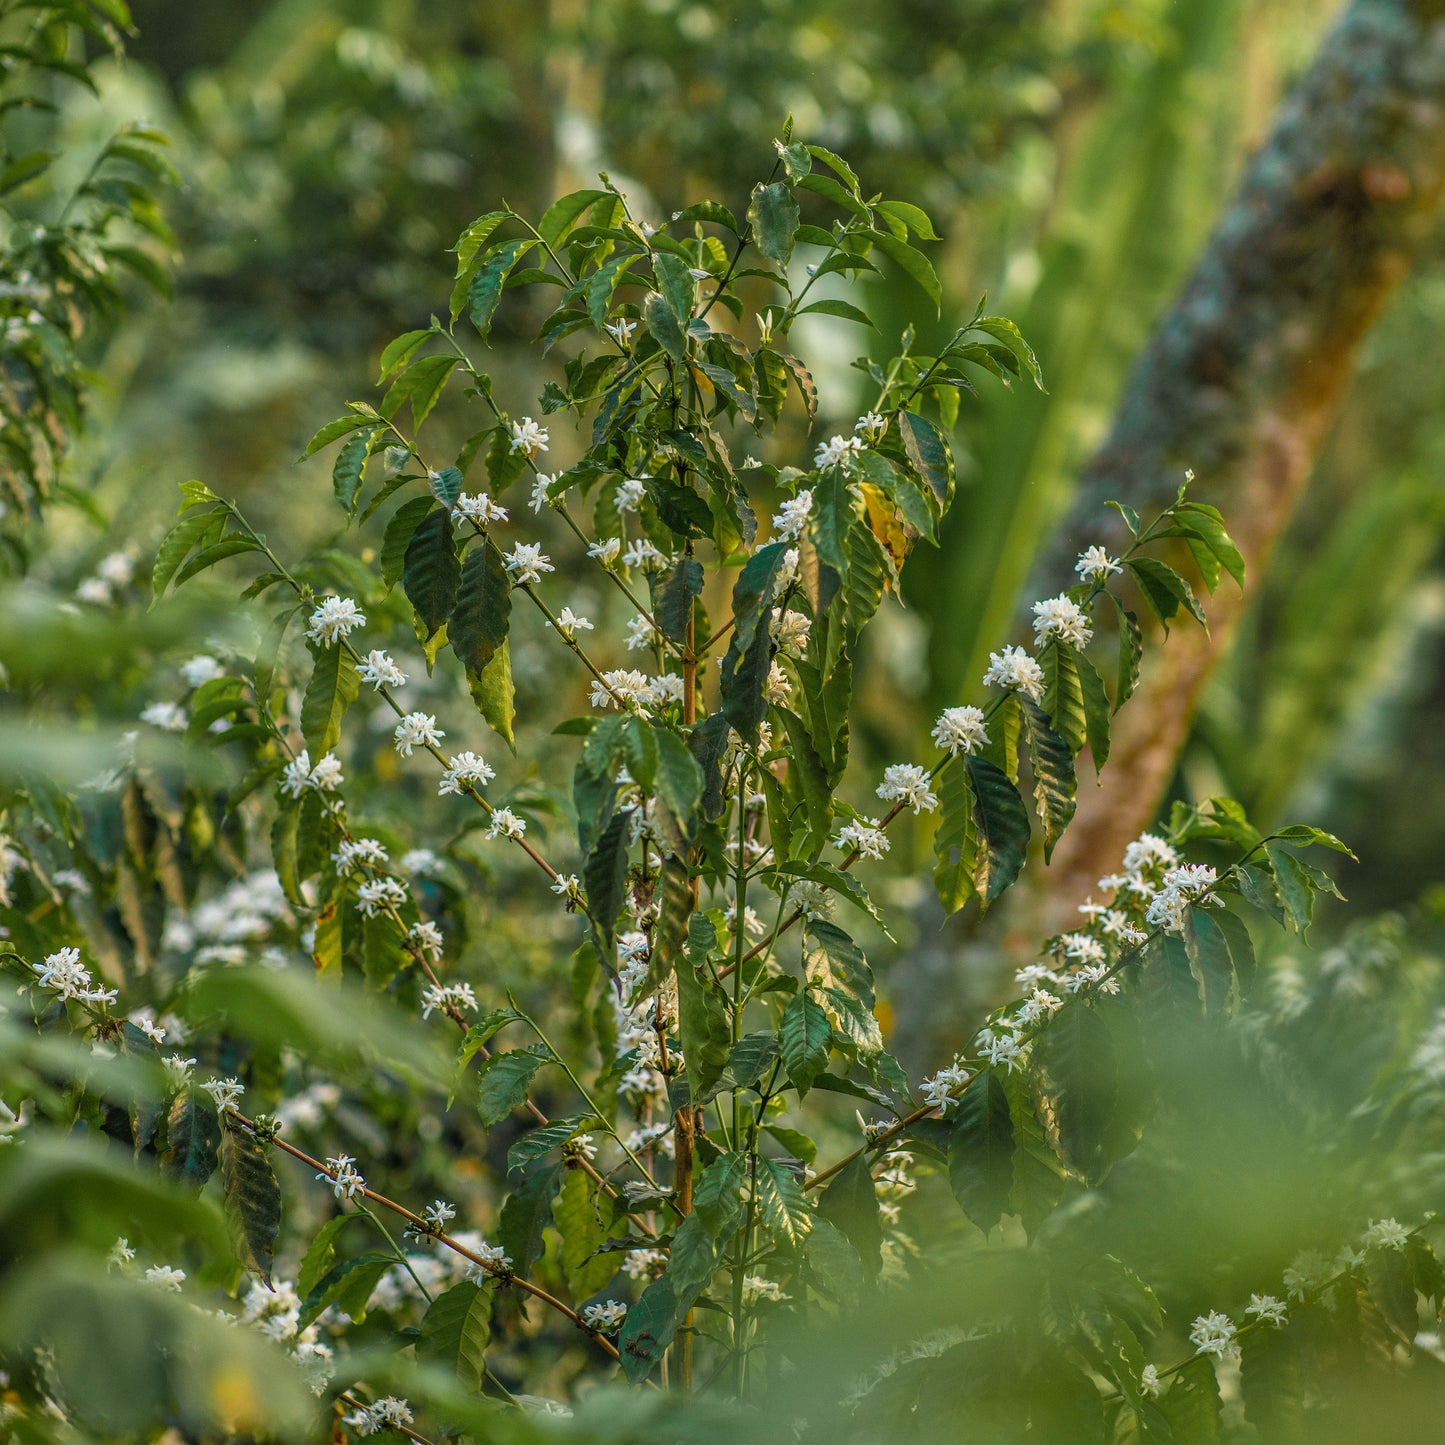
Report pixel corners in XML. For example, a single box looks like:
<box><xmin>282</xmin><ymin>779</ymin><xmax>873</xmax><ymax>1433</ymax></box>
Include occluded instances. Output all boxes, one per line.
<box><xmin>673</xmin><ymin>538</ymin><xmax>700</xmax><ymax>1390</ymax></box>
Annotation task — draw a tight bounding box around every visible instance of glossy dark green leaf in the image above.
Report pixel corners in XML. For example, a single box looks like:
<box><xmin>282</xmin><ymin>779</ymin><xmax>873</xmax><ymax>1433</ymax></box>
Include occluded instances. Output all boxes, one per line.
<box><xmin>403</xmin><ymin>505</ymin><xmax>461</xmax><ymax>638</ymax></box>
<box><xmin>948</xmin><ymin>1071</ymin><xmax>1015</xmax><ymax>1235</ymax></box>
<box><xmin>298</xmin><ymin>1215</ymin><xmax>354</xmax><ymax>1299</ymax></box>
<box><xmin>676</xmin><ymin>938</ymin><xmax>730</xmax><ymax>1103</ymax></box>
<box><xmin>159</xmin><ymin>1090</ymin><xmax>220</xmax><ymax>1187</ymax></box>
<box><xmin>219</xmin><ymin>1128</ymin><xmax>281</xmax><ymax>1284</ymax></box>
<box><xmin>966</xmin><ymin>755</ymin><xmax>1031</xmax><ymax>907</ymax></box>
<box><xmin>1128</xmin><ymin>557</ymin><xmax>1206</xmax><ymax>633</ymax></box>
<box><xmin>868</xmin><ymin>229</ymin><xmax>941</xmax><ymax>310</ymax></box>
<box><xmin>300</xmin><ymin>641</ymin><xmax>359</xmax><ymax>757</ymax></box>
<box><xmin>497</xmin><ymin>1163</ymin><xmax>563</xmax><ymax>1278</ymax></box>
<box><xmin>1031</xmin><ymin>1002</ymin><xmax>1117</xmax><ymax>1184</ymax></box>
<box><xmin>477</xmin><ymin>1046</ymin><xmax>551</xmax><ymax>1127</ymax></box>
<box><xmin>692</xmin><ymin>1150</ymin><xmax>747</xmax><ymax>1237</ymax></box>
<box><xmin>331</xmin><ymin>428</ymin><xmax>373</xmax><ymax>516</ymax></box>
<box><xmin>817</xmin><ymin>1153</ymin><xmax>882</xmax><ymax>1279</ymax></box>
<box><xmin>417</xmin><ymin>1279</ymin><xmax>493</xmax><ymax>1392</ymax></box>
<box><xmin>1021</xmin><ymin>698</ymin><xmax>1076</xmax><ymax>862</ymax></box>
<box><xmin>1041</xmin><ymin>642</ymin><xmax>1087</xmax><ymax>755</ymax></box>
<box><xmin>653</xmin><ymin>556</ymin><xmax>703</xmax><ymax>643</ymax></box>
<box><xmin>897</xmin><ymin>410</ymin><xmax>954</xmax><ymax>513</ymax></box>
<box><xmin>756</xmin><ymin>1157</ymin><xmax>813</xmax><ymax>1248</ymax></box>
<box><xmin>1075</xmin><ymin>649</ymin><xmax>1112</xmax><ymax>770</ymax></box>
<box><xmin>450</xmin><ymin>539</ymin><xmax>511</xmax><ymax>675</ymax></box>
<box><xmin>780</xmin><ymin>990</ymin><xmax>832</xmax><ymax>1099</ymax></box>
<box><xmin>298</xmin><ymin>1252</ymin><xmax>393</xmax><ymax>1329</ymax></box>
<box><xmin>1183</xmin><ymin>906</ymin><xmax>1233</xmax><ymax>1015</ymax></box>
<box><xmin>380</xmin><ymin>494</ymin><xmax>435</xmax><ymax>589</ymax></box>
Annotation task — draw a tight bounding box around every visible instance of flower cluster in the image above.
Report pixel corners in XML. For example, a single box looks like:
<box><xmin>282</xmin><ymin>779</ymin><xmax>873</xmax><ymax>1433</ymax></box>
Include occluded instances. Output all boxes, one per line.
<box><xmin>982</xmin><ymin>644</ymin><xmax>1046</xmax><ymax>703</ymax></box>
<box><xmin>306</xmin><ymin>595</ymin><xmax>365</xmax><ymax>647</ymax></box>
<box><xmin>30</xmin><ymin>947</ymin><xmax>116</xmax><ymax>1007</ymax></box>
<box><xmin>282</xmin><ymin>750</ymin><xmax>344</xmax><ymax>798</ymax></box>
<box><xmin>343</xmin><ymin>1397</ymin><xmax>414</xmax><ymax>1437</ymax></box>
<box><xmin>321</xmin><ymin>1155</ymin><xmax>366</xmax><ymax>1201</ymax></box>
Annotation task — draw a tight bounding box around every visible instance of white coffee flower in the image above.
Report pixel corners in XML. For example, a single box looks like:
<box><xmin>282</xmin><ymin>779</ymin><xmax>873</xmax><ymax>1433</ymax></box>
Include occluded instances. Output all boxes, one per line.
<box><xmin>982</xmin><ymin>645</ymin><xmax>1045</xmax><ymax>703</ymax></box>
<box><xmin>393</xmin><ymin>711</ymin><xmax>444</xmax><ymax>757</ymax></box>
<box><xmin>814</xmin><ymin>434</ymin><xmax>863</xmax><ymax>469</ymax></box>
<box><xmin>200</xmin><ymin>1076</ymin><xmax>243</xmax><ymax>1112</ymax></box>
<box><xmin>453</xmin><ymin>491</ymin><xmax>508</xmax><ymax>525</ymax></box>
<box><xmin>509</xmin><ymin>417</ymin><xmax>549</xmax><ymax>457</ymax></box>
<box><xmin>877</xmin><ymin>763</ymin><xmax>938</xmax><ymax>814</ymax></box>
<box><xmin>144</xmin><ymin>1265</ymin><xmax>186</xmax><ymax>1292</ymax></box>
<box><xmin>320</xmin><ymin>1155</ymin><xmax>366</xmax><ymax>1201</ymax></box>
<box><xmin>1075</xmin><ymin>545</ymin><xmax>1121</xmax><ymax>581</ymax></box>
<box><xmin>409</xmin><ymin>920</ymin><xmax>445</xmax><ymax>958</ymax></box>
<box><xmin>1188</xmin><ymin>1310</ymin><xmax>1237</xmax><ymax>1358</ymax></box>
<box><xmin>485</xmin><ymin>807</ymin><xmax>526</xmax><ymax>841</ymax></box>
<box><xmin>1363</xmin><ymin>1217</ymin><xmax>1410</xmax><ymax>1251</ymax></box>
<box><xmin>931</xmin><ymin>705</ymin><xmax>989</xmax><ymax>756</ymax></box>
<box><xmin>1141</xmin><ymin>1364</ymin><xmax>1163</xmax><ymax>1398</ymax></box>
<box><xmin>308</xmin><ymin>753</ymin><xmax>345</xmax><ymax>792</ymax></box>
<box><xmin>1245</xmin><ymin>1293</ymin><xmax>1288</xmax><ymax>1327</ymax></box>
<box><xmin>357</xmin><ymin>877</ymin><xmax>407</xmax><ymax>917</ymax></box>
<box><xmin>357</xmin><ymin>649</ymin><xmax>407</xmax><ymax>690</ymax></box>
<box><xmin>438</xmin><ymin>751</ymin><xmax>496</xmax><ymax>796</ymax></box>
<box><xmin>556</xmin><ymin>607</ymin><xmax>593</xmax><ymax>639</ymax></box>
<box><xmin>1031</xmin><ymin>594</ymin><xmax>1094</xmax><ymax>649</ymax></box>
<box><xmin>587</xmin><ymin>537</ymin><xmax>621</xmax><ymax>568</ymax></box>
<box><xmin>306</xmin><ymin>595</ymin><xmax>365</xmax><ymax>647</ymax></box>
<box><xmin>530</xmin><ymin>472</ymin><xmax>556</xmax><ymax>512</ymax></box>
<box><xmin>771</xmin><ymin>488</ymin><xmax>813</xmax><ymax>542</ymax></box>
<box><xmin>503</xmin><ymin>542</ymin><xmax>554</xmax><ymax>586</ymax></box>
<box><xmin>605</xmin><ymin>318</ymin><xmax>637</xmax><ymax>345</ymax></box>
<box><xmin>920</xmin><ymin>1063</ymin><xmax>970</xmax><ymax>1113</ymax></box>
<box><xmin>421</xmin><ymin>983</ymin><xmax>478</xmax><ymax>1019</ymax></box>
<box><xmin>581</xmin><ymin>1300</ymin><xmax>628</xmax><ymax>1334</ymax></box>
<box><xmin>616</xmin><ymin>477</ymin><xmax>647</xmax><ymax>513</ymax></box>
<box><xmin>835</xmin><ymin>818</ymin><xmax>890</xmax><ymax>860</ymax></box>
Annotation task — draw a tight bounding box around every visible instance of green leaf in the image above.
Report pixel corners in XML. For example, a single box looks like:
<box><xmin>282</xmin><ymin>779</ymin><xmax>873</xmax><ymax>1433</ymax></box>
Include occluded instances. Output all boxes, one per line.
<box><xmin>692</xmin><ymin>1151</ymin><xmax>747</xmax><ymax>1236</ymax></box>
<box><xmin>477</xmin><ymin>1046</ymin><xmax>551</xmax><ymax>1127</ymax></box>
<box><xmin>586</xmin><ymin>250</ymin><xmax>641</xmax><ymax>329</ymax></box>
<box><xmin>948</xmin><ymin>1071</ymin><xmax>1014</xmax><ymax>1235</ymax></box>
<box><xmin>1183</xmin><ymin>906</ymin><xmax>1233</xmax><ymax>1015</ymax></box>
<box><xmin>298</xmin><ymin>1252</ymin><xmax>394</xmax><ymax>1330</ymax></box>
<box><xmin>553</xmin><ymin>1165</ymin><xmax>617</xmax><ymax>1298</ymax></box>
<box><xmin>403</xmin><ymin>505</ymin><xmax>462</xmax><ymax>638</ymax></box>
<box><xmin>780</xmin><ymin>990</ymin><xmax>832</xmax><ymax>1099</ymax></box>
<box><xmin>651</xmin><ymin>251</ymin><xmax>696</xmax><ymax>324</ymax></box>
<box><xmin>1110</xmin><ymin>596</ymin><xmax>1143</xmax><ymax>713</ymax></box>
<box><xmin>676</xmin><ymin>932</ymin><xmax>730</xmax><ymax>1103</ymax></box>
<box><xmin>1270</xmin><ymin>824</ymin><xmax>1357</xmax><ymax>859</ymax></box>
<box><xmin>507</xmin><ymin>1116</ymin><xmax>598</xmax><ymax>1174</ymax></box>
<box><xmin>583</xmin><ymin>810</ymin><xmax>630</xmax><ymax>955</ymax></box>
<box><xmin>467</xmin><ymin>638</ymin><xmax>516</xmax><ymax>747</ymax></box>
<box><xmin>1128</xmin><ymin>557</ymin><xmax>1206</xmax><ymax>633</ymax></box>
<box><xmin>219</xmin><ymin>1129</ymin><xmax>281</xmax><ymax>1284</ymax></box>
<box><xmin>1020</xmin><ymin>698</ymin><xmax>1076</xmax><ymax>862</ymax></box>
<box><xmin>875</xmin><ymin>199</ymin><xmax>941</xmax><ymax>241</ymax></box>
<box><xmin>538</xmin><ymin>188</ymin><xmax>611</xmax><ymax>247</ymax></box>
<box><xmin>755</xmin><ymin>1158</ymin><xmax>813</xmax><ymax>1248</ymax></box>
<box><xmin>643</xmin><ymin>290</ymin><xmax>688</xmax><ymax>362</ymax></box>
<box><xmin>362</xmin><ymin>910</ymin><xmax>409</xmax><ymax>990</ymax></box>
<box><xmin>970</xmin><ymin>317</ymin><xmax>1044</xmax><ymax>389</ymax></box>
<box><xmin>1004</xmin><ymin>1069</ymin><xmax>1064</xmax><ymax>1237</ymax></box>
<box><xmin>794</xmin><ymin>298</ymin><xmax>878</xmax><ymax>329</ymax></box>
<box><xmin>417</xmin><ymin>1280</ymin><xmax>493</xmax><ymax>1392</ymax></box>
<box><xmin>868</xmin><ymin>230</ymin><xmax>941</xmax><ymax>311</ymax></box>
<box><xmin>151</xmin><ymin>508</ymin><xmax>222</xmax><ymax>602</ymax></box>
<box><xmin>1159</xmin><ymin>1355</ymin><xmax>1221</xmax><ymax>1444</ymax></box>
<box><xmin>450</xmin><ymin>539</ymin><xmax>512</xmax><ymax>676</ymax></box>
<box><xmin>1031</xmin><ymin>1002</ymin><xmax>1117</xmax><ymax>1185</ymax></box>
<box><xmin>1041</xmin><ymin>642</ymin><xmax>1087</xmax><ymax>755</ymax></box>
<box><xmin>330</xmin><ymin>428</ymin><xmax>373</xmax><ymax>517</ymax></box>
<box><xmin>1174</xmin><ymin>501</ymin><xmax>1246</xmax><ymax>588</ymax></box>
<box><xmin>497</xmin><ymin>1164</ymin><xmax>563</xmax><ymax>1278</ymax></box>
<box><xmin>159</xmin><ymin>1090</ymin><xmax>220</xmax><ymax>1187</ymax></box>
<box><xmin>1076</xmin><ymin>649</ymin><xmax>1112</xmax><ymax>770</ymax></box>
<box><xmin>173</xmin><ymin>534</ymin><xmax>261</xmax><ymax>588</ymax></box>
<box><xmin>1239</xmin><ymin>1322</ymin><xmax>1300</xmax><ymax>1440</ymax></box>
<box><xmin>966</xmin><ymin>755</ymin><xmax>1031</xmax><ymax>907</ymax></box>
<box><xmin>719</xmin><ymin>1032</ymin><xmax>780</xmax><ymax>1093</ymax></box>
<box><xmin>720</xmin><ymin>542</ymin><xmax>789</xmax><ymax>741</ymax></box>
<box><xmin>897</xmin><ymin>409</ymin><xmax>955</xmax><ymax>513</ymax></box>
<box><xmin>381</xmin><ymin>495</ymin><xmax>435</xmax><ymax>589</ymax></box>
<box><xmin>932</xmin><ymin>756</ymin><xmax>979</xmax><ymax>914</ymax></box>
<box><xmin>817</xmin><ymin>1153</ymin><xmax>882</xmax><ymax>1278</ymax></box>
<box><xmin>748</xmin><ymin>181</ymin><xmax>801</xmax><ymax>268</ymax></box>
<box><xmin>381</xmin><ymin>352</ymin><xmax>459</xmax><ymax>430</ymax></box>
<box><xmin>652</xmin><ymin>556</ymin><xmax>703</xmax><ymax>644</ymax></box>
<box><xmin>300</xmin><ymin>642</ymin><xmax>359</xmax><ymax>757</ymax></box>
<box><xmin>468</xmin><ymin>239</ymin><xmax>533</xmax><ymax>340</ymax></box>
<box><xmin>777</xmin><ymin>707</ymin><xmax>833</xmax><ymax>839</ymax></box>
<box><xmin>377</xmin><ymin>327</ymin><xmax>434</xmax><ymax>383</ymax></box>
<box><xmin>304</xmin><ymin>411</ymin><xmax>375</xmax><ymax>457</ymax></box>
<box><xmin>298</xmin><ymin>1215</ymin><xmax>353</xmax><ymax>1299</ymax></box>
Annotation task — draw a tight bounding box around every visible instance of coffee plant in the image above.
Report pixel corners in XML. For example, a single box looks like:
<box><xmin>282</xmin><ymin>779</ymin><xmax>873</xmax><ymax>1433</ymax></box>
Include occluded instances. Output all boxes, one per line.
<box><xmin>3</xmin><ymin>125</ymin><xmax>1443</xmax><ymax>1445</ymax></box>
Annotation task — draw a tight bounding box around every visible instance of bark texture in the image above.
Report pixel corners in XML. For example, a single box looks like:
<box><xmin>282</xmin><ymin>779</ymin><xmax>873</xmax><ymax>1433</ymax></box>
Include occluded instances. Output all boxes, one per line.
<box><xmin>1038</xmin><ymin>0</ymin><xmax>1445</xmax><ymax>915</ymax></box>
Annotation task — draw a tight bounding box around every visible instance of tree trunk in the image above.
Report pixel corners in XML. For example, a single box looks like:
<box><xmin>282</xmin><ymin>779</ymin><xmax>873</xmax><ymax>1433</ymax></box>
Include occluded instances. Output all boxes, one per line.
<box><xmin>1038</xmin><ymin>0</ymin><xmax>1445</xmax><ymax>917</ymax></box>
